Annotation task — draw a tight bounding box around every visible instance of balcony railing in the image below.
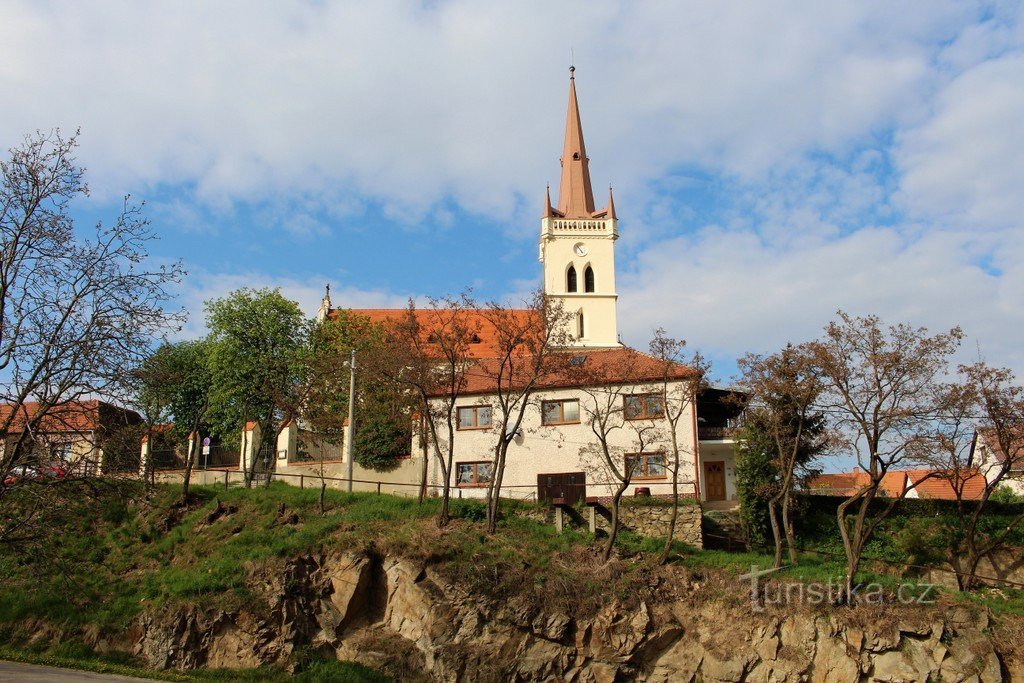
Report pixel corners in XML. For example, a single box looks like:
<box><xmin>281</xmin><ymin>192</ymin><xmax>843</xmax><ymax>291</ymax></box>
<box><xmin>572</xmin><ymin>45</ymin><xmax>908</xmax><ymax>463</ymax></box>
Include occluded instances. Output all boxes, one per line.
<box><xmin>698</xmin><ymin>424</ymin><xmax>737</xmax><ymax>441</ymax></box>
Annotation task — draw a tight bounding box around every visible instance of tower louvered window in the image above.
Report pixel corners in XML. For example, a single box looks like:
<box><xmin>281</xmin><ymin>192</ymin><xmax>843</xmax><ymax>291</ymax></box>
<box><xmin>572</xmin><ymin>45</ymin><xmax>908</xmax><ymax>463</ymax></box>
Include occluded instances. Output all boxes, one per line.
<box><xmin>584</xmin><ymin>266</ymin><xmax>595</xmax><ymax>293</ymax></box>
<box><xmin>567</xmin><ymin>265</ymin><xmax>577</xmax><ymax>293</ymax></box>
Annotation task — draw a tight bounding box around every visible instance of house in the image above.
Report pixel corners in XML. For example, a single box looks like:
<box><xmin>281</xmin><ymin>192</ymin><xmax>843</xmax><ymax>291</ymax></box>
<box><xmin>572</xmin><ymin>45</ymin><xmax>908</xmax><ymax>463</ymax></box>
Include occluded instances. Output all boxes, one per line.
<box><xmin>806</xmin><ymin>470</ymin><xmax>909</xmax><ymax>498</ymax></box>
<box><xmin>971</xmin><ymin>428</ymin><xmax>1024</xmax><ymax>496</ymax></box>
<box><xmin>267</xmin><ymin>68</ymin><xmax>744</xmax><ymax>506</ymax></box>
<box><xmin>903</xmin><ymin>469</ymin><xmax>987</xmax><ymax>501</ymax></box>
<box><xmin>806</xmin><ymin>468</ymin><xmax>988</xmax><ymax>501</ymax></box>
<box><xmin>0</xmin><ymin>400</ymin><xmax>142</xmax><ymax>477</ymax></box>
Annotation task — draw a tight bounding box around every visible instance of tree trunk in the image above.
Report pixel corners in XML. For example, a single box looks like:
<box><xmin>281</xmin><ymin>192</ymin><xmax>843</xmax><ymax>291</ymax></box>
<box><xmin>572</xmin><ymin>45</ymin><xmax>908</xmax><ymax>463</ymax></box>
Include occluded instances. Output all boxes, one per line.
<box><xmin>768</xmin><ymin>497</ymin><xmax>784</xmax><ymax>569</ymax></box>
<box><xmin>417</xmin><ymin>414</ymin><xmax>428</xmax><ymax>504</ymax></box>
<box><xmin>180</xmin><ymin>409</ymin><xmax>204</xmax><ymax>505</ymax></box>
<box><xmin>487</xmin><ymin>442</ymin><xmax>508</xmax><ymax>534</ymax></box>
<box><xmin>782</xmin><ymin>489</ymin><xmax>798</xmax><ymax>566</ymax></box>
<box><xmin>603</xmin><ymin>482</ymin><xmax>630</xmax><ymax>562</ymax></box>
<box><xmin>143</xmin><ymin>423</ymin><xmax>155</xmax><ymax>492</ymax></box>
<box><xmin>659</xmin><ymin>467</ymin><xmax>680</xmax><ymax>564</ymax></box>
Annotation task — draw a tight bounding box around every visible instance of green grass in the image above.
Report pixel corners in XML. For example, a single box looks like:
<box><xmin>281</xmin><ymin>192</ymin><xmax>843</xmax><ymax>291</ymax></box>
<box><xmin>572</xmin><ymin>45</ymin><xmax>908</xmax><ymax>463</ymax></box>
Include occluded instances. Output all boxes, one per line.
<box><xmin>3</xmin><ymin>480</ymin><xmax>1022</xmax><ymax>681</ymax></box>
<box><xmin>0</xmin><ymin>481</ymin><xmax>654</xmax><ymax>677</ymax></box>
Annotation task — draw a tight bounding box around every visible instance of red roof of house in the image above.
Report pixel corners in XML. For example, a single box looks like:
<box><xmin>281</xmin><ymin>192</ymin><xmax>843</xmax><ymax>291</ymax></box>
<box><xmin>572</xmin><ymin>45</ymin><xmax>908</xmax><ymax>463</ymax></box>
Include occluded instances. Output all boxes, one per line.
<box><xmin>328</xmin><ymin>308</ymin><xmax>535</xmax><ymax>359</ymax></box>
<box><xmin>904</xmin><ymin>469</ymin><xmax>987</xmax><ymax>501</ymax></box>
<box><xmin>455</xmin><ymin>346</ymin><xmax>700</xmax><ymax>397</ymax></box>
<box><xmin>807</xmin><ymin>470</ymin><xmax>908</xmax><ymax>498</ymax></box>
<box><xmin>0</xmin><ymin>400</ymin><xmax>139</xmax><ymax>434</ymax></box>
<box><xmin>140</xmin><ymin>423</ymin><xmax>174</xmax><ymax>443</ymax></box>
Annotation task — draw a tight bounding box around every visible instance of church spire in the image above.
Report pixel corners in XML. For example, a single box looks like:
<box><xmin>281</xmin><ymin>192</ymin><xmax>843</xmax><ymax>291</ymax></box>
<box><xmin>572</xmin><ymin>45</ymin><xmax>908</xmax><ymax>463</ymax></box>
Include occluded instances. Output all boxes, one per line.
<box><xmin>557</xmin><ymin>66</ymin><xmax>596</xmax><ymax>218</ymax></box>
<box><xmin>543</xmin><ymin>184</ymin><xmax>554</xmax><ymax>218</ymax></box>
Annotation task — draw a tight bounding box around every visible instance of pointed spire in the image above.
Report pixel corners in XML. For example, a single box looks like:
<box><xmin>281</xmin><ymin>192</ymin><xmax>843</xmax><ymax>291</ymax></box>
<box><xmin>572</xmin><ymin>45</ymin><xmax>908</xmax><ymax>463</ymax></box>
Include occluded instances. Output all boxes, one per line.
<box><xmin>557</xmin><ymin>66</ymin><xmax>596</xmax><ymax>218</ymax></box>
<box><xmin>606</xmin><ymin>185</ymin><xmax>616</xmax><ymax>220</ymax></box>
<box><xmin>543</xmin><ymin>184</ymin><xmax>554</xmax><ymax>218</ymax></box>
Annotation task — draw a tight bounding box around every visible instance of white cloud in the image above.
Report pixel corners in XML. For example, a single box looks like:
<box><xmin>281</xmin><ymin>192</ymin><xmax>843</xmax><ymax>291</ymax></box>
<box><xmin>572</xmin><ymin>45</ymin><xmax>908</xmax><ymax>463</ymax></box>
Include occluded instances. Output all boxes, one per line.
<box><xmin>2</xmin><ymin>0</ymin><xmax>1022</xmax><ymax>381</ymax></box>
<box><xmin>0</xmin><ymin>0</ymin><xmax>977</xmax><ymax>219</ymax></box>
<box><xmin>175</xmin><ymin>269</ymin><xmax>410</xmax><ymax>339</ymax></box>
<box><xmin>618</xmin><ymin>221</ymin><xmax>1023</xmax><ymax>379</ymax></box>
<box><xmin>896</xmin><ymin>52</ymin><xmax>1024</xmax><ymax>231</ymax></box>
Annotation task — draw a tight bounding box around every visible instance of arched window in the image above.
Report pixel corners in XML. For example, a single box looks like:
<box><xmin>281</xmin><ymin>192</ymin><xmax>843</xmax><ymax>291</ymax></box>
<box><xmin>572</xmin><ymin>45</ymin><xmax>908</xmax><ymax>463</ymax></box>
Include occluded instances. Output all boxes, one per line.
<box><xmin>577</xmin><ymin>311</ymin><xmax>585</xmax><ymax>339</ymax></box>
<box><xmin>584</xmin><ymin>266</ymin><xmax>595</xmax><ymax>293</ymax></box>
<box><xmin>566</xmin><ymin>265</ymin><xmax>577</xmax><ymax>293</ymax></box>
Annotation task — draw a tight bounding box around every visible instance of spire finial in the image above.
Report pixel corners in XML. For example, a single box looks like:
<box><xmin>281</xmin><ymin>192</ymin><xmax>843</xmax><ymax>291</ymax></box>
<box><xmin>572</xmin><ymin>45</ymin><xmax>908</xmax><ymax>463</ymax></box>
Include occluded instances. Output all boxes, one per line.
<box><xmin>556</xmin><ymin>67</ymin><xmax>596</xmax><ymax>217</ymax></box>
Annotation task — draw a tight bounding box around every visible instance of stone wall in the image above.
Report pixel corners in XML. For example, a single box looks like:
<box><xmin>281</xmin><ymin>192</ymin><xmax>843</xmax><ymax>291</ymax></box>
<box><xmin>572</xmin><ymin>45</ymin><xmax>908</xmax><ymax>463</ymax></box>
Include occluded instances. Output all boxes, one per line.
<box><xmin>594</xmin><ymin>502</ymin><xmax>704</xmax><ymax>549</ymax></box>
<box><xmin>515</xmin><ymin>500</ymin><xmax>704</xmax><ymax>550</ymax></box>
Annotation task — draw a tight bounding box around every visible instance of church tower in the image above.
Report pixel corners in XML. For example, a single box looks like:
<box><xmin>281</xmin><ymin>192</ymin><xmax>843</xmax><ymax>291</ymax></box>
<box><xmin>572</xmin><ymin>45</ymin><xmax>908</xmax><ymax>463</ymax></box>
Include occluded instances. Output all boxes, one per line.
<box><xmin>539</xmin><ymin>67</ymin><xmax>620</xmax><ymax>348</ymax></box>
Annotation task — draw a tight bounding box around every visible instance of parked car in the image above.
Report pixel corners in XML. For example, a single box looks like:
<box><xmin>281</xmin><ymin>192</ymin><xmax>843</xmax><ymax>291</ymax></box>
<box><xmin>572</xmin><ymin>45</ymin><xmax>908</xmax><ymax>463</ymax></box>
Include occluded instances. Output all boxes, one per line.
<box><xmin>3</xmin><ymin>465</ymin><xmax>69</xmax><ymax>485</ymax></box>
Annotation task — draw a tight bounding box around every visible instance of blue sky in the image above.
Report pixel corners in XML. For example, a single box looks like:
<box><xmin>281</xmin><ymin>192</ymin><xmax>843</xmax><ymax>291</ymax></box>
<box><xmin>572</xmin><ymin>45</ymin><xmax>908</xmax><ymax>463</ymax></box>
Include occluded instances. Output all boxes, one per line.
<box><xmin>2</xmin><ymin>1</ymin><xmax>1022</xmax><ymax>404</ymax></box>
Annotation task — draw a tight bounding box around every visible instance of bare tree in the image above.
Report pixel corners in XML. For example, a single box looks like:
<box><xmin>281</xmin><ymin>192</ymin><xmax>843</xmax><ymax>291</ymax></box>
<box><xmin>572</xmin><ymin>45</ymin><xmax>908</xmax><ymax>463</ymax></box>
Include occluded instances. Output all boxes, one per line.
<box><xmin>479</xmin><ymin>291</ymin><xmax>569</xmax><ymax>534</ymax></box>
<box><xmin>931</xmin><ymin>362</ymin><xmax>1024</xmax><ymax>589</ymax></box>
<box><xmin>574</xmin><ymin>350</ymin><xmax>663</xmax><ymax>561</ymax></box>
<box><xmin>0</xmin><ymin>129</ymin><xmax>183</xmax><ymax>541</ymax></box>
<box><xmin>370</xmin><ymin>295</ymin><xmax>478</xmax><ymax>527</ymax></box>
<box><xmin>809</xmin><ymin>312</ymin><xmax>963</xmax><ymax>594</ymax></box>
<box><xmin>648</xmin><ymin>330</ymin><xmax>708</xmax><ymax>564</ymax></box>
<box><xmin>737</xmin><ymin>343</ymin><xmax>826</xmax><ymax>568</ymax></box>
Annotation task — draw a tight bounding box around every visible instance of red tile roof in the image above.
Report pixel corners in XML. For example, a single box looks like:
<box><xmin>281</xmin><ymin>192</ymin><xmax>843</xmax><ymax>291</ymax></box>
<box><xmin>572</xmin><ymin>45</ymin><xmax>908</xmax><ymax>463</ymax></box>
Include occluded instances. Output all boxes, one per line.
<box><xmin>328</xmin><ymin>308</ymin><xmax>536</xmax><ymax>359</ymax></box>
<box><xmin>0</xmin><ymin>401</ymin><xmax>108</xmax><ymax>432</ymax></box>
<box><xmin>455</xmin><ymin>346</ymin><xmax>700</xmax><ymax>397</ymax></box>
<box><xmin>904</xmin><ymin>469</ymin><xmax>987</xmax><ymax>501</ymax></box>
<box><xmin>807</xmin><ymin>470</ymin><xmax>908</xmax><ymax>498</ymax></box>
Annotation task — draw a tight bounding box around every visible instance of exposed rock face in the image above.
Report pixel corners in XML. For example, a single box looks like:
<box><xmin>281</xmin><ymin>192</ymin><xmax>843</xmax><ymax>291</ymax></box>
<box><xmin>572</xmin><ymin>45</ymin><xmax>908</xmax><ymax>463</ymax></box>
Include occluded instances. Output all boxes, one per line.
<box><xmin>135</xmin><ymin>552</ymin><xmax>1010</xmax><ymax>681</ymax></box>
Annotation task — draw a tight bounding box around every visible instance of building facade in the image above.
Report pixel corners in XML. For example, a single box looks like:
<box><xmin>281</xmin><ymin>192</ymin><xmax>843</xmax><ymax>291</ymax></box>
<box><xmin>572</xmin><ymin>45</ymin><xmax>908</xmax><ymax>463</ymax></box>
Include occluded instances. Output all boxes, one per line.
<box><xmin>302</xmin><ymin>69</ymin><xmax>742</xmax><ymax>506</ymax></box>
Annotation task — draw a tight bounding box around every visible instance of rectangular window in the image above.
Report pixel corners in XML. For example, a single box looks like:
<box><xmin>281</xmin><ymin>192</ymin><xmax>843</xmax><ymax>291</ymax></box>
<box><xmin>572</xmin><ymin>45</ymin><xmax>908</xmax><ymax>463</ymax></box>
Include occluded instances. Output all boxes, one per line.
<box><xmin>541</xmin><ymin>399</ymin><xmax>580</xmax><ymax>425</ymax></box>
<box><xmin>457</xmin><ymin>405</ymin><xmax>492</xmax><ymax>430</ymax></box>
<box><xmin>626</xmin><ymin>453</ymin><xmax>667</xmax><ymax>480</ymax></box>
<box><xmin>456</xmin><ymin>461</ymin><xmax>493</xmax><ymax>486</ymax></box>
<box><xmin>624</xmin><ymin>393</ymin><xmax>665</xmax><ymax>420</ymax></box>
<box><xmin>49</xmin><ymin>441</ymin><xmax>74</xmax><ymax>462</ymax></box>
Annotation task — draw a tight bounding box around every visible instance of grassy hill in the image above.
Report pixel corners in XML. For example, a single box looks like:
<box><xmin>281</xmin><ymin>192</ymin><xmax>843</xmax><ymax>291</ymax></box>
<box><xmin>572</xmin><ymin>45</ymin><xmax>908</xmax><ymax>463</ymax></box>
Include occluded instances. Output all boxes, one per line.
<box><xmin>3</xmin><ymin>480</ymin><xmax>1024</xmax><ymax>680</ymax></box>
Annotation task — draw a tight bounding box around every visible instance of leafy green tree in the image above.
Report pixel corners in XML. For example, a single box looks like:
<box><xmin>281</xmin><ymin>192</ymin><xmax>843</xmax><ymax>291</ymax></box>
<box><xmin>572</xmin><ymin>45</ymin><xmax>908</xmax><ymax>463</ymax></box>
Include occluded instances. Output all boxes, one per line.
<box><xmin>733</xmin><ymin>416</ymin><xmax>778</xmax><ymax>548</ymax></box>
<box><xmin>738</xmin><ymin>343</ymin><xmax>827</xmax><ymax>567</ymax></box>
<box><xmin>205</xmin><ymin>288</ymin><xmax>306</xmax><ymax>486</ymax></box>
<box><xmin>135</xmin><ymin>339</ymin><xmax>213</xmax><ymax>501</ymax></box>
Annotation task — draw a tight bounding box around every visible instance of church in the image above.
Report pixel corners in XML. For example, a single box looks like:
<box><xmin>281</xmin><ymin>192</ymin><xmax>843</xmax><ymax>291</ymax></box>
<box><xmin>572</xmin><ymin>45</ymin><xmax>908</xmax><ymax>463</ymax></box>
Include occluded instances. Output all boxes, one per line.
<box><xmin>274</xmin><ymin>69</ymin><xmax>741</xmax><ymax>507</ymax></box>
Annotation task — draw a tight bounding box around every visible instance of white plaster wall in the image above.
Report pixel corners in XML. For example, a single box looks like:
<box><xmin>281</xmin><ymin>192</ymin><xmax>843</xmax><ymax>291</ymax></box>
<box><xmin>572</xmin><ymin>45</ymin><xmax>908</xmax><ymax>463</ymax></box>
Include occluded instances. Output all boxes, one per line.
<box><xmin>428</xmin><ymin>381</ymin><xmax>698</xmax><ymax>501</ymax></box>
<box><xmin>977</xmin><ymin>439</ymin><xmax>1024</xmax><ymax>495</ymax></box>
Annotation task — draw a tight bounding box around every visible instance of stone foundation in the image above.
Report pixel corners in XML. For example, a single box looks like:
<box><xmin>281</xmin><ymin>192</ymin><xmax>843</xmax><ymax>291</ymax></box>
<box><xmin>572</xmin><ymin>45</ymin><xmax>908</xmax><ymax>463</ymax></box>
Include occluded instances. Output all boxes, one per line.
<box><xmin>594</xmin><ymin>502</ymin><xmax>704</xmax><ymax>550</ymax></box>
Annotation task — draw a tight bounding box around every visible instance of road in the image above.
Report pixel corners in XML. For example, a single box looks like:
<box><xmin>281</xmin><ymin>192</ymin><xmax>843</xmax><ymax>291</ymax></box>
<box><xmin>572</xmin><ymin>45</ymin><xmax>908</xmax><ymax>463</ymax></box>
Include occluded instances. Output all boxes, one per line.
<box><xmin>0</xmin><ymin>661</ymin><xmax>156</xmax><ymax>682</ymax></box>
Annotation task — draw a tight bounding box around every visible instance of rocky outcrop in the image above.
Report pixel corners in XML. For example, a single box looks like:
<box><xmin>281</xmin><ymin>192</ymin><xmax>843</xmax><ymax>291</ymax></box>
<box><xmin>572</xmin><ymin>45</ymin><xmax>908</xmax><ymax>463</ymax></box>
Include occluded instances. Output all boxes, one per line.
<box><xmin>135</xmin><ymin>551</ymin><xmax>1012</xmax><ymax>681</ymax></box>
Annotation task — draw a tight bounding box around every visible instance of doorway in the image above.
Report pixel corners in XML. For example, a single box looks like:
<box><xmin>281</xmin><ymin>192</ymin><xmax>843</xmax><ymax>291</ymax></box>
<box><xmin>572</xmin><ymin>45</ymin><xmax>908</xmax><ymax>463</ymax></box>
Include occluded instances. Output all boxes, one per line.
<box><xmin>704</xmin><ymin>461</ymin><xmax>726</xmax><ymax>502</ymax></box>
<box><xmin>537</xmin><ymin>472</ymin><xmax>586</xmax><ymax>505</ymax></box>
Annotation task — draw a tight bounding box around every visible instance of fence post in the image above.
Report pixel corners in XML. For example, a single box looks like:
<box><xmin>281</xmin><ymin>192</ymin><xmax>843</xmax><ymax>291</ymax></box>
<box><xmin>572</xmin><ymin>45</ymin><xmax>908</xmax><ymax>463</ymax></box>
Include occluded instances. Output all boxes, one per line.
<box><xmin>224</xmin><ymin>469</ymin><xmax>229</xmax><ymax>490</ymax></box>
<box><xmin>300</xmin><ymin>474</ymin><xmax>304</xmax><ymax>489</ymax></box>
<box><xmin>377</xmin><ymin>481</ymin><xmax>381</xmax><ymax>496</ymax></box>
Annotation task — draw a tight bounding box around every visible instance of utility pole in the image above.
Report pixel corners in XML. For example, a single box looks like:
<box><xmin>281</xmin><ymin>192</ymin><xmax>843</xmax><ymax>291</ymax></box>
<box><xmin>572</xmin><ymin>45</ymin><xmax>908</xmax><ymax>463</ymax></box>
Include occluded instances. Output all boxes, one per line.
<box><xmin>345</xmin><ymin>349</ymin><xmax>356</xmax><ymax>492</ymax></box>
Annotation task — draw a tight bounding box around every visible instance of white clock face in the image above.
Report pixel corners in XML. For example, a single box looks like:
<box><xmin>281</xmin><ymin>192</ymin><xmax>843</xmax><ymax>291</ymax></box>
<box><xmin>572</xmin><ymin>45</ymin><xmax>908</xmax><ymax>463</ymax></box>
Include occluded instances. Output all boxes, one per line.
<box><xmin>573</xmin><ymin>243</ymin><xmax>588</xmax><ymax>257</ymax></box>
